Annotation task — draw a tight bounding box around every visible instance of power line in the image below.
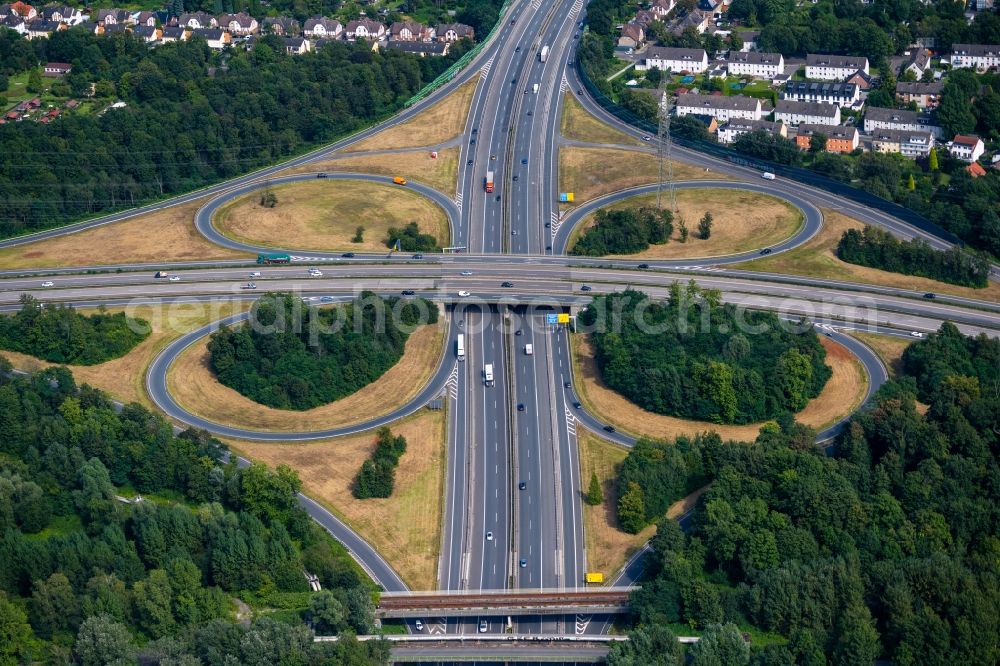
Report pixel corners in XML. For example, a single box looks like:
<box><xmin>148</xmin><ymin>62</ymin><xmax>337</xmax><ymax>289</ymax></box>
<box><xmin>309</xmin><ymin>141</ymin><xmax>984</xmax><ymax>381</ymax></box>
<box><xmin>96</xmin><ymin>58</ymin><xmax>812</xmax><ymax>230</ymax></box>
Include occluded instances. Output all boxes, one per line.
<box><xmin>655</xmin><ymin>78</ymin><xmax>676</xmax><ymax>214</ymax></box>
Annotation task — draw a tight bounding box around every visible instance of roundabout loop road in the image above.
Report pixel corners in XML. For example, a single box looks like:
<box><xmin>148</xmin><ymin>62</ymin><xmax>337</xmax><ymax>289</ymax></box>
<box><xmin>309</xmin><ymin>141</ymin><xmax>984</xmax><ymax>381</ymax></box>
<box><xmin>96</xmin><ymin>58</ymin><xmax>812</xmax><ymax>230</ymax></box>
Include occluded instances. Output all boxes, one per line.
<box><xmin>552</xmin><ymin>180</ymin><xmax>822</xmax><ymax>261</ymax></box>
<box><xmin>195</xmin><ymin>172</ymin><xmax>460</xmax><ymax>256</ymax></box>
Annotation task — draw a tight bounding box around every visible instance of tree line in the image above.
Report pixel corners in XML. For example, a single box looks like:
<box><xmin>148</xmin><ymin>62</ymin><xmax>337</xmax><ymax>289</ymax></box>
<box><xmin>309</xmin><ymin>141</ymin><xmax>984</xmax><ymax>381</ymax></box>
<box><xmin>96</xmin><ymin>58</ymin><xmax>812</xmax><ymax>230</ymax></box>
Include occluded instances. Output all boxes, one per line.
<box><xmin>611</xmin><ymin>321</ymin><xmax>1000</xmax><ymax>664</ymax></box>
<box><xmin>571</xmin><ymin>207</ymin><xmax>674</xmax><ymax>256</ymax></box>
<box><xmin>208</xmin><ymin>291</ymin><xmax>437</xmax><ymax>410</ymax></box>
<box><xmin>836</xmin><ymin>225</ymin><xmax>991</xmax><ymax>288</ymax></box>
<box><xmin>0</xmin><ymin>296</ymin><xmax>150</xmax><ymax>365</ymax></box>
<box><xmin>0</xmin><ymin>28</ymin><xmax>470</xmax><ymax>239</ymax></box>
<box><xmin>580</xmin><ymin>288</ymin><xmax>831</xmax><ymax>425</ymax></box>
<box><xmin>386</xmin><ymin>221</ymin><xmax>439</xmax><ymax>253</ymax></box>
<box><xmin>0</xmin><ymin>357</ymin><xmax>388</xmax><ymax>665</ymax></box>
<box><xmin>353</xmin><ymin>427</ymin><xmax>407</xmax><ymax>499</ymax></box>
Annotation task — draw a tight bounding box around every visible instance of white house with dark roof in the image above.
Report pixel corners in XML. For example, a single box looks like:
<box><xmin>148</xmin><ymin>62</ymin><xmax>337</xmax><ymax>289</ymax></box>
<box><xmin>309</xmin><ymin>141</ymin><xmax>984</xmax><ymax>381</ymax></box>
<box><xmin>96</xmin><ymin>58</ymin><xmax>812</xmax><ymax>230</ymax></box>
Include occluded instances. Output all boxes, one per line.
<box><xmin>346</xmin><ymin>18</ymin><xmax>385</xmax><ymax>41</ymax></box>
<box><xmin>717</xmin><ymin>119</ymin><xmax>786</xmax><ymax>144</ymax></box>
<box><xmin>26</xmin><ymin>18</ymin><xmax>61</xmax><ymax>38</ymax></box>
<box><xmin>676</xmin><ymin>93</ymin><xmax>762</xmax><ymax>122</ymax></box>
<box><xmin>387</xmin><ymin>40</ymin><xmax>449</xmax><ymax>56</ymax></box>
<box><xmin>159</xmin><ymin>25</ymin><xmax>186</xmax><ymax>42</ymax></box>
<box><xmin>191</xmin><ymin>27</ymin><xmax>229</xmax><ymax>49</ymax></box>
<box><xmin>40</xmin><ymin>5</ymin><xmax>85</xmax><ymax>24</ymax></box>
<box><xmin>219</xmin><ymin>13</ymin><xmax>257</xmax><ymax>35</ymax></box>
<box><xmin>901</xmin><ymin>48</ymin><xmax>931</xmax><ymax>78</ymax></box>
<box><xmin>436</xmin><ymin>22</ymin><xmax>473</xmax><ymax>42</ymax></box>
<box><xmin>774</xmin><ymin>100</ymin><xmax>841</xmax><ymax>126</ymax></box>
<box><xmin>283</xmin><ymin>36</ymin><xmax>312</xmax><ymax>54</ymax></box>
<box><xmin>864</xmin><ymin>107</ymin><xmax>942</xmax><ymax>138</ymax></box>
<box><xmin>727</xmin><ymin>51</ymin><xmax>783</xmax><ymax>78</ymax></box>
<box><xmin>650</xmin><ymin>0</ymin><xmax>676</xmax><ymax>18</ymax></box>
<box><xmin>895</xmin><ymin>81</ymin><xmax>943</xmax><ymax>109</ymax></box>
<box><xmin>951</xmin><ymin>44</ymin><xmax>1000</xmax><ymax>71</ymax></box>
<box><xmin>783</xmin><ymin>81</ymin><xmax>859</xmax><ymax>107</ymax></box>
<box><xmin>638</xmin><ymin>46</ymin><xmax>708</xmax><ymax>73</ymax></box>
<box><xmin>132</xmin><ymin>10</ymin><xmax>155</xmax><ymax>27</ymax></box>
<box><xmin>1</xmin><ymin>14</ymin><xmax>27</xmax><ymax>34</ymax></box>
<box><xmin>304</xmin><ymin>16</ymin><xmax>341</xmax><ymax>38</ymax></box>
<box><xmin>390</xmin><ymin>20</ymin><xmax>433</xmax><ymax>41</ymax></box>
<box><xmin>870</xmin><ymin>128</ymin><xmax>934</xmax><ymax>158</ymax></box>
<box><xmin>949</xmin><ymin>134</ymin><xmax>985</xmax><ymax>162</ymax></box>
<box><xmin>178</xmin><ymin>12</ymin><xmax>216</xmax><ymax>29</ymax></box>
<box><xmin>96</xmin><ymin>8</ymin><xmax>128</xmax><ymax>25</ymax></box>
<box><xmin>805</xmin><ymin>53</ymin><xmax>869</xmax><ymax>80</ymax></box>
<box><xmin>263</xmin><ymin>16</ymin><xmax>298</xmax><ymax>36</ymax></box>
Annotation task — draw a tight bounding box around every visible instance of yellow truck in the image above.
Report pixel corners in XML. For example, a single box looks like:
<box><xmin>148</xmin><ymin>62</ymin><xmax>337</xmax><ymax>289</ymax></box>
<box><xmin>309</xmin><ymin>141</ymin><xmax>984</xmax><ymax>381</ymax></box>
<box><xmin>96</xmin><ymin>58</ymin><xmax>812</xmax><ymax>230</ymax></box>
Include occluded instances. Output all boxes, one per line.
<box><xmin>393</xmin><ymin>176</ymin><xmax>407</xmax><ymax>185</ymax></box>
<box><xmin>585</xmin><ymin>572</ymin><xmax>604</xmax><ymax>584</ymax></box>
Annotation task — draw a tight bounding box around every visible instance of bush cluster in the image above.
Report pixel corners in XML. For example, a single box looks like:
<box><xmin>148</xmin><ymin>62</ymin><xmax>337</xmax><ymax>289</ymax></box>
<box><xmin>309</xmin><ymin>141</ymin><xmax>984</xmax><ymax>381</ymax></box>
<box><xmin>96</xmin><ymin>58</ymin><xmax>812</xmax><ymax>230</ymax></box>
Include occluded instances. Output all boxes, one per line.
<box><xmin>353</xmin><ymin>427</ymin><xmax>408</xmax><ymax>499</ymax></box>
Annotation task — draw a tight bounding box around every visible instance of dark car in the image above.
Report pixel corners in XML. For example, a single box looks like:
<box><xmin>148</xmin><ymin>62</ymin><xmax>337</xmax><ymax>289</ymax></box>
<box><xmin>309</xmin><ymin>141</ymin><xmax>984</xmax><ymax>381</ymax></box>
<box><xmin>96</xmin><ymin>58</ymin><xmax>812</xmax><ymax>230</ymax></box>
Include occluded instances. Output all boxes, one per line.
<box><xmin>502</xmin><ymin>281</ymin><xmax>514</xmax><ymax>287</ymax></box>
<box><xmin>470</xmin><ymin>138</ymin><xmax>476</xmax><ymax>145</ymax></box>
<box><xmin>924</xmin><ymin>292</ymin><xmax>936</xmax><ymax>299</ymax></box>
<box><xmin>637</xmin><ymin>263</ymin><xmax>650</xmax><ymax>269</ymax></box>
<box><xmin>316</xmin><ymin>173</ymin><xmax>328</xmax><ymax>178</ymax></box>
<box><xmin>544</xmin><ymin>222</ymin><xmax>550</xmax><ymax>228</ymax></box>
<box><xmin>512</xmin><ymin>175</ymin><xmax>519</xmax><ymax>181</ymax></box>
<box><xmin>581</xmin><ymin>285</ymin><xmax>592</xmax><ymax>291</ymax></box>
<box><xmin>759</xmin><ymin>248</ymin><xmax>772</xmax><ymax>255</ymax></box>
<box><xmin>515</xmin><ymin>46</ymin><xmax>521</xmax><ymax>52</ymax></box>
<box><xmin>527</xmin><ymin>110</ymin><xmax>533</xmax><ymax>116</ymax></box>
<box><xmin>412</xmin><ymin>253</ymin><xmax>423</xmax><ymax>259</ymax></box>
<box><xmin>564</xmin><ymin>381</ymin><xmax>572</xmax><ymax>389</ymax></box>
<box><xmin>467</xmin><ymin>159</ymin><xmax>473</xmax><ymax>165</ymax></box>
<box><xmin>496</xmin><ymin>194</ymin><xmax>501</xmax><ymax>201</ymax></box>
<box><xmin>517</xmin><ymin>403</ymin><xmax>525</xmax><ymax>412</ymax></box>
<box><xmin>521</xmin><ymin>158</ymin><xmax>528</xmax><ymax>165</ymax></box>
<box><xmin>603</xmin><ymin>425</ymin><xmax>616</xmax><ymax>433</ymax></box>
<box><xmin>519</xmin><ymin>481</ymin><xmax>526</xmax><ymax>490</ymax></box>
<box><xmin>577</xmin><ymin>89</ymin><xmax>583</xmax><ymax>94</ymax></box>
<box><xmin>546</xmin><ymin>245</ymin><xmax>552</xmax><ymax>251</ymax></box>
<box><xmin>342</xmin><ymin>252</ymin><xmax>355</xmax><ymax>258</ymax></box>
<box><xmin>515</xmin><ymin>329</ymin><xmax>523</xmax><ymax>336</ymax></box>
<box><xmin>572</xmin><ymin>401</ymin><xmax>581</xmax><ymax>409</ymax></box>
<box><xmin>472</xmin><ymin>128</ymin><xmax>478</xmax><ymax>134</ymax></box>
<box><xmin>401</xmin><ymin>290</ymin><xmax>415</xmax><ymax>296</ymax></box>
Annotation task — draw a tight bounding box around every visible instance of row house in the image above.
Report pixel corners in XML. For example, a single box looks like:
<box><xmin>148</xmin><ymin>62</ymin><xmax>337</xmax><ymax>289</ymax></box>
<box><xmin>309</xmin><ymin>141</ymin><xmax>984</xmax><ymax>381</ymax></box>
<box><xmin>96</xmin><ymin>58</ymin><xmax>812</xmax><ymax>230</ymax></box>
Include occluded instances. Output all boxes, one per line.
<box><xmin>617</xmin><ymin>22</ymin><xmax>645</xmax><ymax>49</ymax></box>
<box><xmin>774</xmin><ymin>99</ymin><xmax>841</xmax><ymax>126</ymax></box>
<box><xmin>951</xmin><ymin>43</ymin><xmax>1000</xmax><ymax>71</ymax></box>
<box><xmin>637</xmin><ymin>46</ymin><xmax>708</xmax><ymax>73</ymax></box>
<box><xmin>39</xmin><ymin>5</ymin><xmax>85</xmax><ymax>24</ymax></box>
<box><xmin>263</xmin><ymin>16</ymin><xmax>299</xmax><ymax>37</ymax></box>
<box><xmin>219</xmin><ymin>12</ymin><xmax>257</xmax><ymax>36</ymax></box>
<box><xmin>717</xmin><ymin>119</ymin><xmax>786</xmax><ymax>144</ymax></box>
<box><xmin>950</xmin><ymin>134</ymin><xmax>985</xmax><ymax>162</ymax></box>
<box><xmin>870</xmin><ymin>128</ymin><xmax>934</xmax><ymax>158</ymax></box>
<box><xmin>794</xmin><ymin>124</ymin><xmax>859</xmax><ymax>153</ymax></box>
<box><xmin>160</xmin><ymin>25</ymin><xmax>186</xmax><ymax>42</ymax></box>
<box><xmin>727</xmin><ymin>51</ymin><xmax>784</xmax><ymax>78</ymax></box>
<box><xmin>177</xmin><ymin>12</ymin><xmax>216</xmax><ymax>29</ymax></box>
<box><xmin>676</xmin><ymin>93</ymin><xmax>763</xmax><ymax>122</ymax></box>
<box><xmin>386</xmin><ymin>40</ymin><xmax>449</xmax><ymax>56</ymax></box>
<box><xmin>895</xmin><ymin>81</ymin><xmax>943</xmax><ymax>109</ymax></box>
<box><xmin>782</xmin><ymin>81</ymin><xmax>859</xmax><ymax>107</ymax></box>
<box><xmin>436</xmin><ymin>23</ymin><xmax>473</xmax><ymax>42</ymax></box>
<box><xmin>805</xmin><ymin>53</ymin><xmax>869</xmax><ymax>81</ymax></box>
<box><xmin>346</xmin><ymin>18</ymin><xmax>385</xmax><ymax>41</ymax></box>
<box><xmin>26</xmin><ymin>18</ymin><xmax>62</xmax><ymax>38</ymax></box>
<box><xmin>304</xmin><ymin>16</ymin><xmax>341</xmax><ymax>39</ymax></box>
<box><xmin>390</xmin><ymin>20</ymin><xmax>434</xmax><ymax>42</ymax></box>
<box><xmin>863</xmin><ymin>106</ymin><xmax>942</xmax><ymax>138</ymax></box>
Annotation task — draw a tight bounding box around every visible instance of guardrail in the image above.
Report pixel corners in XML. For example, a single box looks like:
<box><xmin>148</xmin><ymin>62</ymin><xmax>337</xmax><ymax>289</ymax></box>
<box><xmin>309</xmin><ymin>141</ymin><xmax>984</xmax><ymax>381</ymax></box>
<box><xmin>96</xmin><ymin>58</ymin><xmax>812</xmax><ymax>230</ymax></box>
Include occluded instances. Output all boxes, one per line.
<box><xmin>375</xmin><ymin>588</ymin><xmax>632</xmax><ymax>618</ymax></box>
<box><xmin>574</xmin><ymin>62</ymin><xmax>962</xmax><ymax>248</ymax></box>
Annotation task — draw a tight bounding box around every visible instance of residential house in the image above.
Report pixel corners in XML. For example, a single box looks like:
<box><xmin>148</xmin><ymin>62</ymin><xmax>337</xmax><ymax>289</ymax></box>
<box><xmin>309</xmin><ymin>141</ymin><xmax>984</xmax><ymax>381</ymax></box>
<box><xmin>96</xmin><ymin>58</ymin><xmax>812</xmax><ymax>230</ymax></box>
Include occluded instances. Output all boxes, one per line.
<box><xmin>633</xmin><ymin>9</ymin><xmax>656</xmax><ymax>25</ymax></box>
<box><xmin>676</xmin><ymin>93</ymin><xmax>763</xmax><ymax>121</ymax></box>
<box><xmin>737</xmin><ymin>30</ymin><xmax>758</xmax><ymax>52</ymax></box>
<box><xmin>671</xmin><ymin>9</ymin><xmax>708</xmax><ymax>35</ymax></box>
<box><xmin>895</xmin><ymin>81</ymin><xmax>944</xmax><ymax>109</ymax></box>
<box><xmin>863</xmin><ymin>106</ymin><xmax>942</xmax><ymax>138</ymax></box>
<box><xmin>901</xmin><ymin>48</ymin><xmax>931</xmax><ymax>78</ymax></box>
<box><xmin>102</xmin><ymin>22</ymin><xmax>128</xmax><ymax>34</ymax></box>
<box><xmin>845</xmin><ymin>69</ymin><xmax>874</xmax><ymax>90</ymax></box>
<box><xmin>26</xmin><ymin>19</ymin><xmax>61</xmax><ymax>38</ymax></box>
<box><xmin>43</xmin><ymin>62</ymin><xmax>71</xmax><ymax>76</ymax></box>
<box><xmin>191</xmin><ymin>27</ymin><xmax>229</xmax><ymax>48</ymax></box>
<box><xmin>774</xmin><ymin>99</ymin><xmax>841</xmax><ymax>126</ymax></box>
<box><xmin>219</xmin><ymin>13</ymin><xmax>257</xmax><ymax>35</ymax></box>
<box><xmin>794</xmin><ymin>123</ymin><xmax>859</xmax><ymax>152</ymax></box>
<box><xmin>782</xmin><ymin>81</ymin><xmax>859</xmax><ymax>107</ymax></box>
<box><xmin>727</xmin><ymin>51</ymin><xmax>784</xmax><ymax>78</ymax></box>
<box><xmin>950</xmin><ymin>43</ymin><xmax>1000</xmax><ymax>71</ymax></box>
<box><xmin>178</xmin><ymin>12</ymin><xmax>216</xmax><ymax>29</ymax></box>
<box><xmin>8</xmin><ymin>0</ymin><xmax>34</xmax><ymax>18</ymax></box>
<box><xmin>159</xmin><ymin>25</ymin><xmax>186</xmax><ymax>42</ymax></box>
<box><xmin>717</xmin><ymin>119</ymin><xmax>786</xmax><ymax>144</ymax></box>
<box><xmin>386</xmin><ymin>40</ymin><xmax>449</xmax><ymax>56</ymax></box>
<box><xmin>689</xmin><ymin>114</ymin><xmax>718</xmax><ymax>133</ymax></box>
<box><xmin>390</xmin><ymin>20</ymin><xmax>433</xmax><ymax>41</ymax></box>
<box><xmin>870</xmin><ymin>128</ymin><xmax>934</xmax><ymax>157</ymax></box>
<box><xmin>76</xmin><ymin>20</ymin><xmax>97</xmax><ymax>34</ymax></box>
<box><xmin>132</xmin><ymin>10</ymin><xmax>155</xmax><ymax>27</ymax></box>
<box><xmin>617</xmin><ymin>22</ymin><xmax>645</xmax><ymax>49</ymax></box>
<box><xmin>649</xmin><ymin>0</ymin><xmax>675</xmax><ymax>18</ymax></box>
<box><xmin>96</xmin><ymin>8</ymin><xmax>128</xmax><ymax>25</ymax></box>
<box><xmin>263</xmin><ymin>16</ymin><xmax>299</xmax><ymax>36</ymax></box>
<box><xmin>637</xmin><ymin>46</ymin><xmax>708</xmax><ymax>73</ymax></box>
<box><xmin>345</xmin><ymin>18</ymin><xmax>385</xmax><ymax>41</ymax></box>
<box><xmin>283</xmin><ymin>36</ymin><xmax>312</xmax><ymax>54</ymax></box>
<box><xmin>436</xmin><ymin>22</ymin><xmax>473</xmax><ymax>42</ymax></box>
<box><xmin>133</xmin><ymin>24</ymin><xmax>158</xmax><ymax>42</ymax></box>
<box><xmin>40</xmin><ymin>5</ymin><xmax>85</xmax><ymax>24</ymax></box>
<box><xmin>304</xmin><ymin>16</ymin><xmax>341</xmax><ymax>39</ymax></box>
<box><xmin>949</xmin><ymin>134</ymin><xmax>985</xmax><ymax>161</ymax></box>
<box><xmin>1</xmin><ymin>14</ymin><xmax>27</xmax><ymax>34</ymax></box>
<box><xmin>805</xmin><ymin>53</ymin><xmax>869</xmax><ymax>80</ymax></box>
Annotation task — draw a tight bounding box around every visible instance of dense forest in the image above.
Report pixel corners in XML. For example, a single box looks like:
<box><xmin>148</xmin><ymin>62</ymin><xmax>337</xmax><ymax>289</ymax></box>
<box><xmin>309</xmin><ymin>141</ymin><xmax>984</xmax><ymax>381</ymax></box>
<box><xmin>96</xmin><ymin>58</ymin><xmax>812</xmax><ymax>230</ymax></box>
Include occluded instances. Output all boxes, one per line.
<box><xmin>208</xmin><ymin>291</ymin><xmax>438</xmax><ymax>410</ymax></box>
<box><xmin>836</xmin><ymin>225</ymin><xmax>992</xmax><ymax>288</ymax></box>
<box><xmin>386</xmin><ymin>221</ymin><xmax>439</xmax><ymax>253</ymax></box>
<box><xmin>0</xmin><ymin>356</ymin><xmax>388</xmax><ymax>665</ymax></box>
<box><xmin>612</xmin><ymin>322</ymin><xmax>1000</xmax><ymax>664</ymax></box>
<box><xmin>353</xmin><ymin>427</ymin><xmax>407</xmax><ymax>499</ymax></box>
<box><xmin>0</xmin><ymin>27</ymin><xmax>471</xmax><ymax>239</ymax></box>
<box><xmin>0</xmin><ymin>296</ymin><xmax>149</xmax><ymax>364</ymax></box>
<box><xmin>571</xmin><ymin>207</ymin><xmax>673</xmax><ymax>256</ymax></box>
<box><xmin>580</xmin><ymin>288</ymin><xmax>831</xmax><ymax>424</ymax></box>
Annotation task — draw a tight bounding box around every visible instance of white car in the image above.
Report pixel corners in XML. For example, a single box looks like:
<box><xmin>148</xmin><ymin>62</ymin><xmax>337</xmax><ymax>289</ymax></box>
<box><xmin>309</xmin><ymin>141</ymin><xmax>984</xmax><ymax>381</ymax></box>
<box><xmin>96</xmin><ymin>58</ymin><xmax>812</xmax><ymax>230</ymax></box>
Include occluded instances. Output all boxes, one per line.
<box><xmin>479</xmin><ymin>620</ymin><xmax>488</xmax><ymax>633</ymax></box>
<box><xmin>458</xmin><ymin>290</ymin><xmax>471</xmax><ymax>297</ymax></box>
<box><xmin>910</xmin><ymin>331</ymin><xmax>925</xmax><ymax>338</ymax></box>
<box><xmin>414</xmin><ymin>619</ymin><xmax>424</xmax><ymax>632</ymax></box>
<box><xmin>460</xmin><ymin>271</ymin><xmax>473</xmax><ymax>276</ymax></box>
<box><xmin>169</xmin><ymin>275</ymin><xmax>180</xmax><ymax>281</ymax></box>
<box><xmin>642</xmin><ymin>135</ymin><xmax>652</xmax><ymax>141</ymax></box>
<box><xmin>41</xmin><ymin>281</ymin><xmax>54</xmax><ymax>287</ymax></box>
<box><xmin>308</xmin><ymin>269</ymin><xmax>323</xmax><ymax>277</ymax></box>
<box><xmin>486</xmin><ymin>531</ymin><xmax>493</xmax><ymax>541</ymax></box>
<box><xmin>249</xmin><ymin>271</ymin><xmax>261</xmax><ymax>278</ymax></box>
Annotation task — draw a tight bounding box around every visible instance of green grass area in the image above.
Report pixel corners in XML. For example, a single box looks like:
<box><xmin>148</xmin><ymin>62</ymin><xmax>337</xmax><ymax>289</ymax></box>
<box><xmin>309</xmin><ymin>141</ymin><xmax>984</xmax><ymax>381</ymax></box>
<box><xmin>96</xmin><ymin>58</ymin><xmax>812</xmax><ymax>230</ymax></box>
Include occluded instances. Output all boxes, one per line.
<box><xmin>23</xmin><ymin>514</ymin><xmax>83</xmax><ymax>541</ymax></box>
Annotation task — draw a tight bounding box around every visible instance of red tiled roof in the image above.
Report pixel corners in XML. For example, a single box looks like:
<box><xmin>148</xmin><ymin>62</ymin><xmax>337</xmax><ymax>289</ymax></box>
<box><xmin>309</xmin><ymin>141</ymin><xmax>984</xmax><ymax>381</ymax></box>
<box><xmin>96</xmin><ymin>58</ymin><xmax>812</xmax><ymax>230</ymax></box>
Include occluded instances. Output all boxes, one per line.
<box><xmin>966</xmin><ymin>162</ymin><xmax>987</xmax><ymax>177</ymax></box>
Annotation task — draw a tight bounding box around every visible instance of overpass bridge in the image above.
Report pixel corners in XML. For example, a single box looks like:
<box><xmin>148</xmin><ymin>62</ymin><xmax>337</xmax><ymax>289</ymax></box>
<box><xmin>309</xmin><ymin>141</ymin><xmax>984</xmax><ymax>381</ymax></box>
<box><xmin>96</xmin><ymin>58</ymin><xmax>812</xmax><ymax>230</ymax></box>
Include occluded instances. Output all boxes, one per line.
<box><xmin>375</xmin><ymin>588</ymin><xmax>633</xmax><ymax>619</ymax></box>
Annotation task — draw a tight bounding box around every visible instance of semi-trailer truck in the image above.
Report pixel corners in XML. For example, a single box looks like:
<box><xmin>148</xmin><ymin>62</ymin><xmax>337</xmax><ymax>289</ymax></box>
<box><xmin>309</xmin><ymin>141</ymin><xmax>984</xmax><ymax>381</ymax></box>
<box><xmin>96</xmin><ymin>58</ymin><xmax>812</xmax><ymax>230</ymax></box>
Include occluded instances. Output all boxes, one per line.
<box><xmin>257</xmin><ymin>253</ymin><xmax>291</xmax><ymax>264</ymax></box>
<box><xmin>539</xmin><ymin>45</ymin><xmax>549</xmax><ymax>62</ymax></box>
<box><xmin>484</xmin><ymin>363</ymin><xmax>495</xmax><ymax>386</ymax></box>
<box><xmin>456</xmin><ymin>334</ymin><xmax>466</xmax><ymax>361</ymax></box>
<box><xmin>485</xmin><ymin>171</ymin><xmax>495</xmax><ymax>193</ymax></box>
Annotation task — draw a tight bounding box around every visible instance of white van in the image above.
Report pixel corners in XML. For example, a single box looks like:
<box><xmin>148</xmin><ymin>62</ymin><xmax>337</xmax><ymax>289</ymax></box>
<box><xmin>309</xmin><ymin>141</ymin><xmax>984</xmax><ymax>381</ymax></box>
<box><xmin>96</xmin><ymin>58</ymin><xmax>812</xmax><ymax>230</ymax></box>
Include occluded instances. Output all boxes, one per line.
<box><xmin>525</xmin><ymin>344</ymin><xmax>533</xmax><ymax>355</ymax></box>
<box><xmin>761</xmin><ymin>172</ymin><xmax>776</xmax><ymax>180</ymax></box>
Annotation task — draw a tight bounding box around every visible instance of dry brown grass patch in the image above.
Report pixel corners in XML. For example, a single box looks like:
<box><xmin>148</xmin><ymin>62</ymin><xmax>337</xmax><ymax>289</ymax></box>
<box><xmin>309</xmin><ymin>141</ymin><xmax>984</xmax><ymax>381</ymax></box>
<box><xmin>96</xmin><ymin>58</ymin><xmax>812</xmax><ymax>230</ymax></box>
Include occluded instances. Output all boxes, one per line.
<box><xmin>0</xmin><ymin>199</ymin><xmax>247</xmax><ymax>270</ymax></box>
<box><xmin>736</xmin><ymin>209</ymin><xmax>1000</xmax><ymax>303</ymax></box>
<box><xmin>167</xmin><ymin>320</ymin><xmax>445</xmax><ymax>432</ymax></box>
<box><xmin>571</xmin><ymin>333</ymin><xmax>867</xmax><ymax>441</ymax></box>
<box><xmin>560</xmin><ymin>93</ymin><xmax>642</xmax><ymax>146</ymax></box>
<box><xmin>568</xmin><ymin>189</ymin><xmax>802</xmax><ymax>259</ymax></box>
<box><xmin>285</xmin><ymin>148</ymin><xmax>460</xmax><ymax>197</ymax></box>
<box><xmin>346</xmin><ymin>79</ymin><xmax>479</xmax><ymax>152</ymax></box>
<box><xmin>229</xmin><ymin>408</ymin><xmax>446</xmax><ymax>590</ymax></box>
<box><xmin>214</xmin><ymin>180</ymin><xmax>448</xmax><ymax>253</ymax></box>
<box><xmin>1</xmin><ymin>301</ymin><xmax>249</xmax><ymax>408</ymax></box>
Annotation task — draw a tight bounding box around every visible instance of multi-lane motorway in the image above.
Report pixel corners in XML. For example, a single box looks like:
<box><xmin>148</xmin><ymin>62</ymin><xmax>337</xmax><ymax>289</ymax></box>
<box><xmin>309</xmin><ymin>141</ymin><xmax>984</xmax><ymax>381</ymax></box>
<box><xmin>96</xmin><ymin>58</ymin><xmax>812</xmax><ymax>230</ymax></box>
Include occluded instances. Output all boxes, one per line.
<box><xmin>3</xmin><ymin>0</ymin><xmax>1000</xmax><ymax>651</ymax></box>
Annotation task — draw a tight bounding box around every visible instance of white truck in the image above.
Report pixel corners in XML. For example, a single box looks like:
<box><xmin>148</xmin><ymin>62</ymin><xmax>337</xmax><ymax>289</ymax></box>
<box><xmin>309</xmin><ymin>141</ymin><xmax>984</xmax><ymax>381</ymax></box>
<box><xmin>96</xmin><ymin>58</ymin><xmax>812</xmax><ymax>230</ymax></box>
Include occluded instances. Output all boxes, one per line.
<box><xmin>524</xmin><ymin>344</ymin><xmax>533</xmax><ymax>355</ymax></box>
<box><xmin>761</xmin><ymin>172</ymin><xmax>776</xmax><ymax>180</ymax></box>
<box><xmin>532</xmin><ymin>83</ymin><xmax>539</xmax><ymax>94</ymax></box>
<box><xmin>484</xmin><ymin>363</ymin><xmax>495</xmax><ymax>386</ymax></box>
<box><xmin>539</xmin><ymin>45</ymin><xmax>549</xmax><ymax>62</ymax></box>
<box><xmin>456</xmin><ymin>334</ymin><xmax>466</xmax><ymax>361</ymax></box>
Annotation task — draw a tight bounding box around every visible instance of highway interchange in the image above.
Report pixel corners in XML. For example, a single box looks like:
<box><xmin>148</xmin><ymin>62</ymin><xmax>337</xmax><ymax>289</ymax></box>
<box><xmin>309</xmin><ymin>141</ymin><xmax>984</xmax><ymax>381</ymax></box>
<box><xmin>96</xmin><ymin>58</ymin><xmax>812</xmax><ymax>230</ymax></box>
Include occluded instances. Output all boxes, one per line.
<box><xmin>3</xmin><ymin>0</ymin><xmax>1000</xmax><ymax>656</ymax></box>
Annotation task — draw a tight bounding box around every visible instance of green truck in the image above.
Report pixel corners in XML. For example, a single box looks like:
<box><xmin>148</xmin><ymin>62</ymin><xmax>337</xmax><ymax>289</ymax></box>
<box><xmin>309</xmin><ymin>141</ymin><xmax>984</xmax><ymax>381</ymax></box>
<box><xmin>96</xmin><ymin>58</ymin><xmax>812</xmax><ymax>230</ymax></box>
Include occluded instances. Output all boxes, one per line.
<box><xmin>257</xmin><ymin>253</ymin><xmax>291</xmax><ymax>264</ymax></box>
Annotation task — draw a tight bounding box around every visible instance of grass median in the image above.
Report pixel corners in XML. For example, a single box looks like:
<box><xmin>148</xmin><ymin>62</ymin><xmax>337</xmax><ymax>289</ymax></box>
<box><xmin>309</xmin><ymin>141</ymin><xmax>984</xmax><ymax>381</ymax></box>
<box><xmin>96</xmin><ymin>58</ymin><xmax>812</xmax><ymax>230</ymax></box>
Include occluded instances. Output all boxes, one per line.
<box><xmin>288</xmin><ymin>147</ymin><xmax>460</xmax><ymax>198</ymax></box>
<box><xmin>228</xmin><ymin>407</ymin><xmax>447</xmax><ymax>590</ymax></box>
<box><xmin>570</xmin><ymin>333</ymin><xmax>867</xmax><ymax>441</ymax></box>
<box><xmin>166</xmin><ymin>320</ymin><xmax>445</xmax><ymax>432</ymax></box>
<box><xmin>214</xmin><ymin>179</ymin><xmax>449</xmax><ymax>253</ymax></box>
<box><xmin>566</xmin><ymin>189</ymin><xmax>803</xmax><ymax>259</ymax></box>
<box><xmin>560</xmin><ymin>93</ymin><xmax>643</xmax><ymax>146</ymax></box>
